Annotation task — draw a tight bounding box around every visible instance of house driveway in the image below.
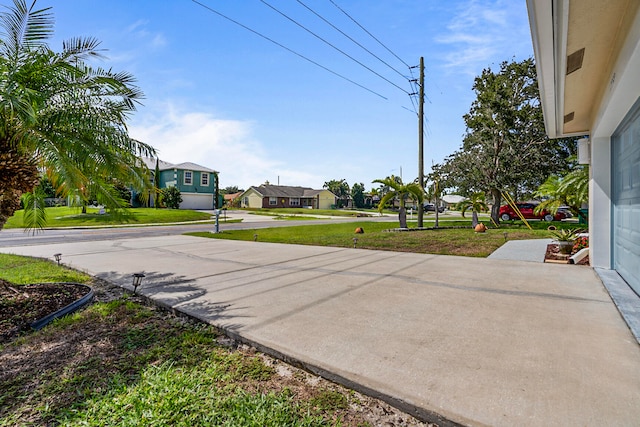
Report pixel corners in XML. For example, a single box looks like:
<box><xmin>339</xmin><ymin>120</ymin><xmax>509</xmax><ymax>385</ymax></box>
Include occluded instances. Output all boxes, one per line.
<box><xmin>2</xmin><ymin>236</ymin><xmax>639</xmax><ymax>426</ymax></box>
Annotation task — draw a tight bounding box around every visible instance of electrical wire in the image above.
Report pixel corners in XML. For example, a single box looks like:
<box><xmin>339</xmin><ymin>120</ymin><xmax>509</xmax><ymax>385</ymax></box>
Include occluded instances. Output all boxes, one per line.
<box><xmin>327</xmin><ymin>0</ymin><xmax>411</xmax><ymax>69</ymax></box>
<box><xmin>295</xmin><ymin>0</ymin><xmax>409</xmax><ymax>82</ymax></box>
<box><xmin>191</xmin><ymin>0</ymin><xmax>387</xmax><ymax>99</ymax></box>
<box><xmin>258</xmin><ymin>0</ymin><xmax>411</xmax><ymax>96</ymax></box>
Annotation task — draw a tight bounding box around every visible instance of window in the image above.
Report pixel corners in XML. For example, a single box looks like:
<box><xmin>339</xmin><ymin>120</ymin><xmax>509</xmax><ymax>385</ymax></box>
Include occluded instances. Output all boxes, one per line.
<box><xmin>290</xmin><ymin>197</ymin><xmax>300</xmax><ymax>206</ymax></box>
<box><xmin>184</xmin><ymin>171</ymin><xmax>193</xmax><ymax>185</ymax></box>
<box><xmin>269</xmin><ymin>197</ymin><xmax>277</xmax><ymax>206</ymax></box>
<box><xmin>201</xmin><ymin>173</ymin><xmax>209</xmax><ymax>186</ymax></box>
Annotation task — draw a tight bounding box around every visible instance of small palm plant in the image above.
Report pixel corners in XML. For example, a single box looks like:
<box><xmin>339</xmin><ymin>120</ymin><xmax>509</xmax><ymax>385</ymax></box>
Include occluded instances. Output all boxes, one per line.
<box><xmin>456</xmin><ymin>192</ymin><xmax>488</xmax><ymax>228</ymax></box>
<box><xmin>549</xmin><ymin>228</ymin><xmax>581</xmax><ymax>254</ymax></box>
<box><xmin>373</xmin><ymin>176</ymin><xmax>424</xmax><ymax>228</ymax></box>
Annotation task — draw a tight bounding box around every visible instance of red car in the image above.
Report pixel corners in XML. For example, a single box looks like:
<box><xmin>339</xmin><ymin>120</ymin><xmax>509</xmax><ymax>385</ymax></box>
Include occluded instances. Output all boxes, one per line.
<box><xmin>499</xmin><ymin>202</ymin><xmax>567</xmax><ymax>222</ymax></box>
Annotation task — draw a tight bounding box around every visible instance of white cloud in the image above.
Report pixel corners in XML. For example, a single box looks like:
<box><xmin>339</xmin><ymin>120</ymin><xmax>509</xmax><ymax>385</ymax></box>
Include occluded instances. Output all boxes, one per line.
<box><xmin>436</xmin><ymin>0</ymin><xmax>530</xmax><ymax>76</ymax></box>
<box><xmin>129</xmin><ymin>103</ymin><xmax>325</xmax><ymax>190</ymax></box>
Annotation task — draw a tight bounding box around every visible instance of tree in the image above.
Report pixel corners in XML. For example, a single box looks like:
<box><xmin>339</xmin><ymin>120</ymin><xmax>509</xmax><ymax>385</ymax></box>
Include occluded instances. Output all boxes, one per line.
<box><xmin>351</xmin><ymin>182</ymin><xmax>365</xmax><ymax>209</ymax></box>
<box><xmin>456</xmin><ymin>192</ymin><xmax>489</xmax><ymax>228</ymax></box>
<box><xmin>372</xmin><ymin>176</ymin><xmax>423</xmax><ymax>228</ymax></box>
<box><xmin>0</xmin><ymin>0</ymin><xmax>155</xmax><ymax>231</ymax></box>
<box><xmin>323</xmin><ymin>179</ymin><xmax>350</xmax><ymax>208</ymax></box>
<box><xmin>221</xmin><ymin>186</ymin><xmax>242</xmax><ymax>194</ymax></box>
<box><xmin>438</xmin><ymin>58</ymin><xmax>575</xmax><ymax>224</ymax></box>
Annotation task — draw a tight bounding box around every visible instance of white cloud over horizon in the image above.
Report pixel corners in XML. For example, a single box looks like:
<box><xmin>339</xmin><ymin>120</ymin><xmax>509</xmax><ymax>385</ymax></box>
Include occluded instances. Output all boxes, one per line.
<box><xmin>129</xmin><ymin>103</ymin><xmax>327</xmax><ymax>191</ymax></box>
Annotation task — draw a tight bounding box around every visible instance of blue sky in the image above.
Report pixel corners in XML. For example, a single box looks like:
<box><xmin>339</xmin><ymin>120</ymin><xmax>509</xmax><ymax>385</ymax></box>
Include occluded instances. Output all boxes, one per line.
<box><xmin>40</xmin><ymin>0</ymin><xmax>533</xmax><ymax>191</ymax></box>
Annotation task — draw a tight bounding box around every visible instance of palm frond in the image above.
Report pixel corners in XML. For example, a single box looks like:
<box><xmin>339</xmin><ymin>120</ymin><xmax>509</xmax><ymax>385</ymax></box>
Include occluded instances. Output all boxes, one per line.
<box><xmin>20</xmin><ymin>188</ymin><xmax>47</xmax><ymax>234</ymax></box>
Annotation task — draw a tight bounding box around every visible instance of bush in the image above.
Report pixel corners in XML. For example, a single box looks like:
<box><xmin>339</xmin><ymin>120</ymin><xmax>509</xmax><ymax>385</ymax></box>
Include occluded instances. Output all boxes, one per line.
<box><xmin>162</xmin><ymin>186</ymin><xmax>182</xmax><ymax>209</ymax></box>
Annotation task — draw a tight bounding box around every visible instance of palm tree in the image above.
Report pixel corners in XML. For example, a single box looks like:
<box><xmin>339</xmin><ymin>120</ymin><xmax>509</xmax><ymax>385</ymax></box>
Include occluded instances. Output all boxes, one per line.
<box><xmin>373</xmin><ymin>176</ymin><xmax>424</xmax><ymax>228</ymax></box>
<box><xmin>0</xmin><ymin>0</ymin><xmax>155</xmax><ymax>231</ymax></box>
<box><xmin>456</xmin><ymin>192</ymin><xmax>488</xmax><ymax>228</ymax></box>
<box><xmin>534</xmin><ymin>164</ymin><xmax>589</xmax><ymax>222</ymax></box>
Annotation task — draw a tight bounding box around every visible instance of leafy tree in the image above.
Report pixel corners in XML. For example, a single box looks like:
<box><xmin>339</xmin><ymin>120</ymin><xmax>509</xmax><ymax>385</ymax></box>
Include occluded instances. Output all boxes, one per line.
<box><xmin>323</xmin><ymin>179</ymin><xmax>350</xmax><ymax>208</ymax></box>
<box><xmin>351</xmin><ymin>182</ymin><xmax>365</xmax><ymax>209</ymax></box>
<box><xmin>162</xmin><ymin>186</ymin><xmax>182</xmax><ymax>209</ymax></box>
<box><xmin>372</xmin><ymin>176</ymin><xmax>423</xmax><ymax>228</ymax></box>
<box><xmin>221</xmin><ymin>186</ymin><xmax>242</xmax><ymax>194</ymax></box>
<box><xmin>456</xmin><ymin>192</ymin><xmax>489</xmax><ymax>228</ymax></box>
<box><xmin>438</xmin><ymin>58</ymin><xmax>575</xmax><ymax>223</ymax></box>
<box><xmin>0</xmin><ymin>0</ymin><xmax>155</xmax><ymax>231</ymax></box>
<box><xmin>534</xmin><ymin>161</ymin><xmax>588</xmax><ymax>222</ymax></box>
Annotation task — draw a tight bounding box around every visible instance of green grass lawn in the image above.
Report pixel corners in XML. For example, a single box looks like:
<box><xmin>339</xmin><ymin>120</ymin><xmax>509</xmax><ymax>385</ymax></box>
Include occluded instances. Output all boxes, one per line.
<box><xmin>0</xmin><ymin>254</ymin><xmax>377</xmax><ymax>426</ymax></box>
<box><xmin>4</xmin><ymin>207</ymin><xmax>217</xmax><ymax>229</ymax></box>
<box><xmin>187</xmin><ymin>220</ymin><xmax>578</xmax><ymax>257</ymax></box>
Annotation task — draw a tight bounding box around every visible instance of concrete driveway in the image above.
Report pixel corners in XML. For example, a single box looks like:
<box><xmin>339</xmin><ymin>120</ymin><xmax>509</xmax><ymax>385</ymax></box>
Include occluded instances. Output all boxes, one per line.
<box><xmin>2</xmin><ymin>236</ymin><xmax>639</xmax><ymax>426</ymax></box>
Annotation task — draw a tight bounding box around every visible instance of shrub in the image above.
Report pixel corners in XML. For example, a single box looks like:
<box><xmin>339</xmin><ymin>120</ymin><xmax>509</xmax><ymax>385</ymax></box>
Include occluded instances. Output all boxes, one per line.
<box><xmin>162</xmin><ymin>186</ymin><xmax>182</xmax><ymax>209</ymax></box>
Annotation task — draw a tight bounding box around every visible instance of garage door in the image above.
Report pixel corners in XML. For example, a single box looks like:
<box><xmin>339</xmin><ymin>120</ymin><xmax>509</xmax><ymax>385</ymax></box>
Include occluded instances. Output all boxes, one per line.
<box><xmin>180</xmin><ymin>193</ymin><xmax>214</xmax><ymax>210</ymax></box>
<box><xmin>612</xmin><ymin>98</ymin><xmax>640</xmax><ymax>295</ymax></box>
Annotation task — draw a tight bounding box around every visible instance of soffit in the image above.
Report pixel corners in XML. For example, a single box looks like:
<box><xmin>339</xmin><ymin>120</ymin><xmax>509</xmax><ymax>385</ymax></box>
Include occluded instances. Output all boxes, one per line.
<box><xmin>563</xmin><ymin>0</ymin><xmax>639</xmax><ymax>134</ymax></box>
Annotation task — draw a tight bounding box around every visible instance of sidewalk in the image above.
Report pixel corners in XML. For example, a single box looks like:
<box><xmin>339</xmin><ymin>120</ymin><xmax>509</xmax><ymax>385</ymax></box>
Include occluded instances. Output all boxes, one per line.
<box><xmin>2</xmin><ymin>236</ymin><xmax>639</xmax><ymax>426</ymax></box>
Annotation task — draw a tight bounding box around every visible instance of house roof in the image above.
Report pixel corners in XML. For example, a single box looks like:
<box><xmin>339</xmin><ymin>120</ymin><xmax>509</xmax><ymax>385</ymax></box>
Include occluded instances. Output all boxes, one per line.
<box><xmin>224</xmin><ymin>192</ymin><xmax>243</xmax><ymax>201</ymax></box>
<box><xmin>527</xmin><ymin>0</ymin><xmax>640</xmax><ymax>137</ymax></box>
<box><xmin>141</xmin><ymin>157</ymin><xmax>218</xmax><ymax>173</ymax></box>
<box><xmin>246</xmin><ymin>185</ymin><xmax>334</xmax><ymax>198</ymax></box>
<box><xmin>442</xmin><ymin>195</ymin><xmax>466</xmax><ymax>204</ymax></box>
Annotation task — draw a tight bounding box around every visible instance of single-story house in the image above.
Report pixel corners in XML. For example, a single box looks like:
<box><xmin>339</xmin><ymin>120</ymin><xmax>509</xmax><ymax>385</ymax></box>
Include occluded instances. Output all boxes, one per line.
<box><xmin>527</xmin><ymin>0</ymin><xmax>640</xmax><ymax>295</ymax></box>
<box><xmin>239</xmin><ymin>184</ymin><xmax>336</xmax><ymax>209</ymax></box>
<box><xmin>442</xmin><ymin>194</ymin><xmax>466</xmax><ymax>209</ymax></box>
<box><xmin>142</xmin><ymin>158</ymin><xmax>219</xmax><ymax>210</ymax></box>
<box><xmin>223</xmin><ymin>191</ymin><xmax>243</xmax><ymax>207</ymax></box>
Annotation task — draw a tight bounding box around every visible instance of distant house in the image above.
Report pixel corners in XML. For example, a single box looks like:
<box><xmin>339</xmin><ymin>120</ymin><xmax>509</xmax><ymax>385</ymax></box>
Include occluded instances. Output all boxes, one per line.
<box><xmin>223</xmin><ymin>191</ymin><xmax>243</xmax><ymax>207</ymax></box>
<box><xmin>239</xmin><ymin>184</ymin><xmax>336</xmax><ymax>209</ymax></box>
<box><xmin>442</xmin><ymin>195</ymin><xmax>466</xmax><ymax>210</ymax></box>
<box><xmin>142</xmin><ymin>158</ymin><xmax>219</xmax><ymax>210</ymax></box>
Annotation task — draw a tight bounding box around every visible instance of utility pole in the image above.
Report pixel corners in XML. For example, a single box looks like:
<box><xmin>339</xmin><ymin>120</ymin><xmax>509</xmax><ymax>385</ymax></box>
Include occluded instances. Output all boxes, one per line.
<box><xmin>417</xmin><ymin>57</ymin><xmax>425</xmax><ymax>228</ymax></box>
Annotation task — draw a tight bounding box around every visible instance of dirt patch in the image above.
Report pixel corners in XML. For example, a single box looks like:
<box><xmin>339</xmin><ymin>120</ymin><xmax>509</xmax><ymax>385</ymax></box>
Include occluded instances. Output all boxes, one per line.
<box><xmin>0</xmin><ymin>280</ymin><xmax>90</xmax><ymax>343</ymax></box>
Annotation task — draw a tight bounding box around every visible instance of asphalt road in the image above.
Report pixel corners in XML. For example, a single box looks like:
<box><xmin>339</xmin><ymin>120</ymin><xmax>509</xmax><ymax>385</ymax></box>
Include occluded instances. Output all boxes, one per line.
<box><xmin>0</xmin><ymin>209</ymin><xmax>403</xmax><ymax>247</ymax></box>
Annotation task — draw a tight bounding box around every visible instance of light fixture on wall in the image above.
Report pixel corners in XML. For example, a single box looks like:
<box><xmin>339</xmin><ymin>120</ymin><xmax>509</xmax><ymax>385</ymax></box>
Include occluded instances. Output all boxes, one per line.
<box><xmin>578</xmin><ymin>137</ymin><xmax>590</xmax><ymax>164</ymax></box>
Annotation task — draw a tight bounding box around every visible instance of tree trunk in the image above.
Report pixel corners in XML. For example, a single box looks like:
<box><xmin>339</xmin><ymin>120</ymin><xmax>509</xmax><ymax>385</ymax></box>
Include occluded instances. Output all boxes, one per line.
<box><xmin>490</xmin><ymin>188</ymin><xmax>502</xmax><ymax>224</ymax></box>
<box><xmin>0</xmin><ymin>146</ymin><xmax>40</xmax><ymax>230</ymax></box>
<box><xmin>472</xmin><ymin>211</ymin><xmax>479</xmax><ymax>228</ymax></box>
<box><xmin>398</xmin><ymin>206</ymin><xmax>407</xmax><ymax>228</ymax></box>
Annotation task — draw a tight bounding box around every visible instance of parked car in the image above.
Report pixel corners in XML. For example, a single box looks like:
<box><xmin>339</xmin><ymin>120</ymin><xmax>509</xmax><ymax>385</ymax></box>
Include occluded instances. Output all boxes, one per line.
<box><xmin>424</xmin><ymin>203</ymin><xmax>445</xmax><ymax>213</ymax></box>
<box><xmin>499</xmin><ymin>202</ymin><xmax>567</xmax><ymax>221</ymax></box>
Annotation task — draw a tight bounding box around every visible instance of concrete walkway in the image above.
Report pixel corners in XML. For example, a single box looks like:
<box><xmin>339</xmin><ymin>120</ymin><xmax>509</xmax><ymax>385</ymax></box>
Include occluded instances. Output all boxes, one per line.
<box><xmin>488</xmin><ymin>238</ymin><xmax>553</xmax><ymax>262</ymax></box>
<box><xmin>2</xmin><ymin>236</ymin><xmax>640</xmax><ymax>426</ymax></box>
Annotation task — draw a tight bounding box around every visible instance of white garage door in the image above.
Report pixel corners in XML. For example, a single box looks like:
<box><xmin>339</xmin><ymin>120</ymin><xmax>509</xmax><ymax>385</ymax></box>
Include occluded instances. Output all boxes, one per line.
<box><xmin>180</xmin><ymin>193</ymin><xmax>214</xmax><ymax>210</ymax></box>
<box><xmin>612</xmin><ymin>98</ymin><xmax>640</xmax><ymax>295</ymax></box>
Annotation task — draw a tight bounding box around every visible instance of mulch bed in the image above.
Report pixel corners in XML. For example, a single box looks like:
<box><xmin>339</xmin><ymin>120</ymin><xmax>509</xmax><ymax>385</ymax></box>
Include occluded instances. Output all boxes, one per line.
<box><xmin>0</xmin><ymin>279</ymin><xmax>90</xmax><ymax>343</ymax></box>
<box><xmin>544</xmin><ymin>243</ymin><xmax>589</xmax><ymax>265</ymax></box>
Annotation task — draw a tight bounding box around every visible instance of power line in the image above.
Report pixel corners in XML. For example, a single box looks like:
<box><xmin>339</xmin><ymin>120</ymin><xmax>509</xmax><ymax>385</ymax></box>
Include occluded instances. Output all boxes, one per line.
<box><xmin>258</xmin><ymin>0</ymin><xmax>410</xmax><ymax>96</ymax></box>
<box><xmin>294</xmin><ymin>0</ymin><xmax>409</xmax><ymax>82</ymax></box>
<box><xmin>327</xmin><ymin>0</ymin><xmax>411</xmax><ymax>69</ymax></box>
<box><xmin>191</xmin><ymin>0</ymin><xmax>387</xmax><ymax>100</ymax></box>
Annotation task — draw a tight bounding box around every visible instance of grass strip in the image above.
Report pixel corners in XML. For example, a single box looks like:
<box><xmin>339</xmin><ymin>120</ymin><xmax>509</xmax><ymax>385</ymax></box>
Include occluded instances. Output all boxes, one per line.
<box><xmin>187</xmin><ymin>221</ymin><xmax>564</xmax><ymax>257</ymax></box>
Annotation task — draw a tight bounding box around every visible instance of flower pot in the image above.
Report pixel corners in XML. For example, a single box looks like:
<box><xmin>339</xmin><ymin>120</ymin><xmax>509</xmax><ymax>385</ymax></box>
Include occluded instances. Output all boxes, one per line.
<box><xmin>474</xmin><ymin>223</ymin><xmax>487</xmax><ymax>233</ymax></box>
<box><xmin>558</xmin><ymin>241</ymin><xmax>573</xmax><ymax>254</ymax></box>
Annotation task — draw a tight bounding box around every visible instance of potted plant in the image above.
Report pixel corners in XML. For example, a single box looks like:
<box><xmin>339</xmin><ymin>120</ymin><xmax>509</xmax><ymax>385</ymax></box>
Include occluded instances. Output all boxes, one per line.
<box><xmin>549</xmin><ymin>228</ymin><xmax>580</xmax><ymax>254</ymax></box>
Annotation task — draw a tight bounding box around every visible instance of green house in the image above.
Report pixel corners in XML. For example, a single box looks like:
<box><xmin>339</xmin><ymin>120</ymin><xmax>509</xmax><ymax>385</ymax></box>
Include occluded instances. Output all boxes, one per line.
<box><xmin>143</xmin><ymin>158</ymin><xmax>219</xmax><ymax>210</ymax></box>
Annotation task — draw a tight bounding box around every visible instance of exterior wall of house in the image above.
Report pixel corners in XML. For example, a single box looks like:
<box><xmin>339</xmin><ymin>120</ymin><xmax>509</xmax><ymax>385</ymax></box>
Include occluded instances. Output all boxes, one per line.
<box><xmin>159</xmin><ymin>168</ymin><xmax>216</xmax><ymax>210</ymax></box>
<box><xmin>588</xmin><ymin>14</ymin><xmax>640</xmax><ymax>285</ymax></box>
<box><xmin>316</xmin><ymin>190</ymin><xmax>336</xmax><ymax>209</ymax></box>
<box><xmin>240</xmin><ymin>189</ymin><xmax>263</xmax><ymax>209</ymax></box>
